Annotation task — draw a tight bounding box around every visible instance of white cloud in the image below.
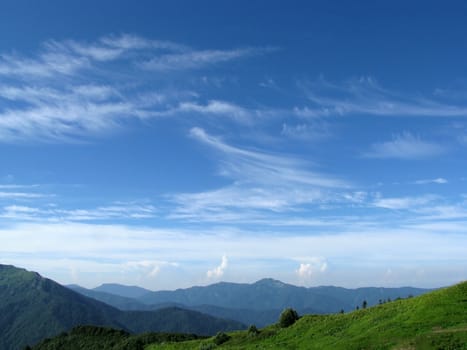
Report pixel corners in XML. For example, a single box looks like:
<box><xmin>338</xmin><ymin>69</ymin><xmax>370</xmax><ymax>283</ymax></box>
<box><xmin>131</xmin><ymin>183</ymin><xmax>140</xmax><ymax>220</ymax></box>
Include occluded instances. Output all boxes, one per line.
<box><xmin>207</xmin><ymin>255</ymin><xmax>228</xmax><ymax>279</ymax></box>
<box><xmin>177</xmin><ymin>100</ymin><xmax>251</xmax><ymax>123</ymax></box>
<box><xmin>414</xmin><ymin>178</ymin><xmax>448</xmax><ymax>185</ymax></box>
<box><xmin>124</xmin><ymin>260</ymin><xmax>178</xmax><ymax>278</ymax></box>
<box><xmin>189</xmin><ymin>127</ymin><xmax>346</xmax><ymax>188</ymax></box>
<box><xmin>0</xmin><ymin>221</ymin><xmax>465</xmax><ymax>288</ymax></box>
<box><xmin>296</xmin><ymin>257</ymin><xmax>328</xmax><ymax>279</ymax></box>
<box><xmin>0</xmin><ymin>192</ymin><xmax>46</xmax><ymax>199</ymax></box>
<box><xmin>170</xmin><ymin>128</ymin><xmax>349</xmax><ymax>220</ymax></box>
<box><xmin>300</xmin><ymin>76</ymin><xmax>467</xmax><ymax>118</ymax></box>
<box><xmin>363</xmin><ymin>132</ymin><xmax>445</xmax><ymax>159</ymax></box>
<box><xmin>373</xmin><ymin>194</ymin><xmax>437</xmax><ymax>210</ymax></box>
<box><xmin>0</xmin><ymin>202</ymin><xmax>156</xmax><ymax>221</ymax></box>
<box><xmin>141</xmin><ymin>47</ymin><xmax>274</xmax><ymax>71</ymax></box>
<box><xmin>0</xmin><ymin>35</ymin><xmax>272</xmax><ymax>142</ymax></box>
<box><xmin>281</xmin><ymin>122</ymin><xmax>331</xmax><ymax>140</ymax></box>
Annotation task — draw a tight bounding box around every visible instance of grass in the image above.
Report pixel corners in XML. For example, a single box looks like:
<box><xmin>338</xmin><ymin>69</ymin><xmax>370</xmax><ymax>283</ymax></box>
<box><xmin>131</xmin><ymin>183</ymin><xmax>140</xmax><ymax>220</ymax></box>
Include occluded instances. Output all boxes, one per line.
<box><xmin>146</xmin><ymin>281</ymin><xmax>467</xmax><ymax>350</ymax></box>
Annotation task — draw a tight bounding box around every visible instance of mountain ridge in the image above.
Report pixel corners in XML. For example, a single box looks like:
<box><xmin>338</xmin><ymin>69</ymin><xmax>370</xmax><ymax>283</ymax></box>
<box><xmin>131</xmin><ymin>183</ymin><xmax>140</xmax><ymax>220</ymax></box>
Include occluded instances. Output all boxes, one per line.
<box><xmin>69</xmin><ymin>277</ymin><xmax>431</xmax><ymax>327</ymax></box>
<box><xmin>0</xmin><ymin>264</ymin><xmax>245</xmax><ymax>350</ymax></box>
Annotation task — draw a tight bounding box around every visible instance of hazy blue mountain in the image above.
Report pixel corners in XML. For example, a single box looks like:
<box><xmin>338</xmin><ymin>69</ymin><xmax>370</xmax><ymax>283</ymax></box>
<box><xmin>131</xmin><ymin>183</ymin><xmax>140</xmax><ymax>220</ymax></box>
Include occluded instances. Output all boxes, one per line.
<box><xmin>67</xmin><ymin>284</ymin><xmax>153</xmax><ymax>310</ymax></box>
<box><xmin>93</xmin><ymin>283</ymin><xmax>152</xmax><ymax>299</ymax></box>
<box><xmin>137</xmin><ymin>278</ymin><xmax>430</xmax><ymax>314</ymax></box>
<box><xmin>0</xmin><ymin>265</ymin><xmax>245</xmax><ymax>350</ymax></box>
<box><xmin>70</xmin><ymin>278</ymin><xmax>430</xmax><ymax>328</ymax></box>
<box><xmin>68</xmin><ymin>284</ymin><xmax>281</xmax><ymax>327</ymax></box>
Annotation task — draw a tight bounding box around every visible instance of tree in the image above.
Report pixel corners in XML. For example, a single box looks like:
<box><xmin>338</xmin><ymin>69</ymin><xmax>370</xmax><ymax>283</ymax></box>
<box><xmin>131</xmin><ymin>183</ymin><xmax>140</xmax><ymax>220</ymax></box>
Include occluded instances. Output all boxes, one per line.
<box><xmin>279</xmin><ymin>308</ymin><xmax>299</xmax><ymax>328</ymax></box>
<box><xmin>248</xmin><ymin>325</ymin><xmax>259</xmax><ymax>335</ymax></box>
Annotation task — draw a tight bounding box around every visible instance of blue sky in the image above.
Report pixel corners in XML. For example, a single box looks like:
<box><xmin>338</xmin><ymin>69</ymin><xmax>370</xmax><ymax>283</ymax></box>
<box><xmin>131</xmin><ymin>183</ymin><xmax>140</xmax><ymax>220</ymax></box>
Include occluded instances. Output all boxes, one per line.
<box><xmin>0</xmin><ymin>0</ymin><xmax>466</xmax><ymax>289</ymax></box>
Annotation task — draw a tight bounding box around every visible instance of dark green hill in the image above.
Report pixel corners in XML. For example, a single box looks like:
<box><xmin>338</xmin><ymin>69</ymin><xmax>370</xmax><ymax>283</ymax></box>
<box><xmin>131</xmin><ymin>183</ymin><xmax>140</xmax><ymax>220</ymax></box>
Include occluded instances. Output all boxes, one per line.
<box><xmin>0</xmin><ymin>265</ymin><xmax>123</xmax><ymax>350</ymax></box>
<box><xmin>0</xmin><ymin>265</ymin><xmax>245</xmax><ymax>350</ymax></box>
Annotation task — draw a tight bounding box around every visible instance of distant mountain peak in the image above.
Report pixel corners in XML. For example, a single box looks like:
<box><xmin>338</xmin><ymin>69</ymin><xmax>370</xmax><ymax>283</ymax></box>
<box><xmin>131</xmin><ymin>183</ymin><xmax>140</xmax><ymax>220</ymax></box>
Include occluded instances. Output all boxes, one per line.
<box><xmin>94</xmin><ymin>282</ymin><xmax>152</xmax><ymax>299</ymax></box>
<box><xmin>254</xmin><ymin>278</ymin><xmax>288</xmax><ymax>287</ymax></box>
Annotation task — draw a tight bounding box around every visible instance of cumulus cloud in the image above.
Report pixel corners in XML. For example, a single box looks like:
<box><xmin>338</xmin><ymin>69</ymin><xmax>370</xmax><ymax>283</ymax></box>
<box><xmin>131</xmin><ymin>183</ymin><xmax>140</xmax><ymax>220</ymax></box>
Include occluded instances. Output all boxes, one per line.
<box><xmin>207</xmin><ymin>255</ymin><xmax>228</xmax><ymax>279</ymax></box>
<box><xmin>296</xmin><ymin>257</ymin><xmax>328</xmax><ymax>279</ymax></box>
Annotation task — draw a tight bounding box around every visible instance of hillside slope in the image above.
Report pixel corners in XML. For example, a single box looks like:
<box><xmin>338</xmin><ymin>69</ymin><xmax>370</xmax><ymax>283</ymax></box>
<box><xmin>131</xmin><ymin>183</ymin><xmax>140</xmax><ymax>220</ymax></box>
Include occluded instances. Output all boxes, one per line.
<box><xmin>146</xmin><ymin>281</ymin><xmax>467</xmax><ymax>350</ymax></box>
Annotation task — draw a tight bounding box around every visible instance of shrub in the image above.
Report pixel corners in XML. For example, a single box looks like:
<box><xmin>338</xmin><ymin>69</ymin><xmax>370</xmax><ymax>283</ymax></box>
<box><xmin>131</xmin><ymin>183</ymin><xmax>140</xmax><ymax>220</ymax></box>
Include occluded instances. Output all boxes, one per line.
<box><xmin>213</xmin><ymin>331</ymin><xmax>230</xmax><ymax>345</ymax></box>
<box><xmin>279</xmin><ymin>308</ymin><xmax>299</xmax><ymax>328</ymax></box>
<box><xmin>199</xmin><ymin>343</ymin><xmax>216</xmax><ymax>350</ymax></box>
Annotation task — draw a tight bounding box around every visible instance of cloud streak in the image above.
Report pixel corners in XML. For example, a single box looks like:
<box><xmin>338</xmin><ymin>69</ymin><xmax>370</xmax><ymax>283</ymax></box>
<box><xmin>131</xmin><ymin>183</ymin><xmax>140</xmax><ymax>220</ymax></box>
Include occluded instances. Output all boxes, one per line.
<box><xmin>363</xmin><ymin>132</ymin><xmax>445</xmax><ymax>159</ymax></box>
<box><xmin>170</xmin><ymin>128</ymin><xmax>350</xmax><ymax>221</ymax></box>
<box><xmin>299</xmin><ymin>77</ymin><xmax>467</xmax><ymax>118</ymax></box>
<box><xmin>0</xmin><ymin>34</ymin><xmax>272</xmax><ymax>142</ymax></box>
<box><xmin>141</xmin><ymin>47</ymin><xmax>274</xmax><ymax>71</ymax></box>
<box><xmin>0</xmin><ymin>203</ymin><xmax>156</xmax><ymax>222</ymax></box>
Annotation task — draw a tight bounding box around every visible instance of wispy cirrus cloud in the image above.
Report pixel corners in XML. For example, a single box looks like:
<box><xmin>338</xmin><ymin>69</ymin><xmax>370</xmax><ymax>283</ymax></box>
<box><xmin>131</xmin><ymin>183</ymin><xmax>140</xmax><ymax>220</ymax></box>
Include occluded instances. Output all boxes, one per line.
<box><xmin>170</xmin><ymin>127</ymin><xmax>349</xmax><ymax>221</ymax></box>
<box><xmin>0</xmin><ymin>34</ymin><xmax>187</xmax><ymax>78</ymax></box>
<box><xmin>413</xmin><ymin>178</ymin><xmax>448</xmax><ymax>185</ymax></box>
<box><xmin>175</xmin><ymin>100</ymin><xmax>253</xmax><ymax>123</ymax></box>
<box><xmin>141</xmin><ymin>47</ymin><xmax>275</xmax><ymax>71</ymax></box>
<box><xmin>297</xmin><ymin>76</ymin><xmax>467</xmax><ymax>118</ymax></box>
<box><xmin>373</xmin><ymin>194</ymin><xmax>438</xmax><ymax>210</ymax></box>
<box><xmin>363</xmin><ymin>132</ymin><xmax>445</xmax><ymax>159</ymax></box>
<box><xmin>0</xmin><ymin>34</ymin><xmax>272</xmax><ymax>142</ymax></box>
<box><xmin>189</xmin><ymin>127</ymin><xmax>346</xmax><ymax>188</ymax></box>
<box><xmin>0</xmin><ymin>191</ymin><xmax>46</xmax><ymax>199</ymax></box>
<box><xmin>0</xmin><ymin>202</ymin><xmax>156</xmax><ymax>222</ymax></box>
<box><xmin>281</xmin><ymin>122</ymin><xmax>331</xmax><ymax>140</ymax></box>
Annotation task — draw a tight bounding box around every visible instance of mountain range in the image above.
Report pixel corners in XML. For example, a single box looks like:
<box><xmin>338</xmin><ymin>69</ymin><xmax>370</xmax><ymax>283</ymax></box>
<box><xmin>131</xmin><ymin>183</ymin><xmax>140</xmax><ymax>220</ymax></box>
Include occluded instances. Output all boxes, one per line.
<box><xmin>0</xmin><ymin>265</ymin><xmax>244</xmax><ymax>350</ymax></box>
<box><xmin>0</xmin><ymin>264</ymin><xmax>435</xmax><ymax>350</ymax></box>
<box><xmin>69</xmin><ymin>278</ymin><xmax>430</xmax><ymax>327</ymax></box>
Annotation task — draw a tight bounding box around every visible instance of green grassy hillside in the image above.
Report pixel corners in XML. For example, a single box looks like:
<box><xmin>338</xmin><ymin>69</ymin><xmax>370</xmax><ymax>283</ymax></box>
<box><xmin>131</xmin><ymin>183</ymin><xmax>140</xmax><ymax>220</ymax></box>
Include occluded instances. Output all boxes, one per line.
<box><xmin>147</xmin><ymin>281</ymin><xmax>467</xmax><ymax>350</ymax></box>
